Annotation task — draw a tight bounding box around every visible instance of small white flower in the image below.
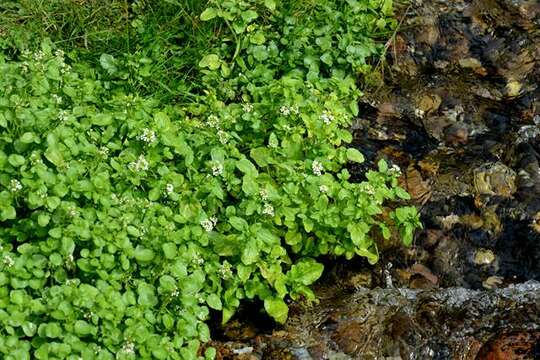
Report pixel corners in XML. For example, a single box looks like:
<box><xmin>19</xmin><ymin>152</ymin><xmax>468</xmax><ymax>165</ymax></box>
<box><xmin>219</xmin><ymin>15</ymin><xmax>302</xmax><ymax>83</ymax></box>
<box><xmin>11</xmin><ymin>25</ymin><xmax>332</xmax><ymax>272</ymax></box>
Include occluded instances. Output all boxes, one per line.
<box><xmin>262</xmin><ymin>203</ymin><xmax>274</xmax><ymax>217</ymax></box>
<box><xmin>9</xmin><ymin>179</ymin><xmax>22</xmax><ymax>192</ymax></box>
<box><xmin>312</xmin><ymin>160</ymin><xmax>323</xmax><ymax>176</ymax></box>
<box><xmin>58</xmin><ymin>110</ymin><xmax>69</xmax><ymax>122</ymax></box>
<box><xmin>390</xmin><ymin>164</ymin><xmax>401</xmax><ymax>175</ymax></box>
<box><xmin>171</xmin><ymin>289</ymin><xmax>179</xmax><ymax>297</ymax></box>
<box><xmin>320</xmin><ymin>110</ymin><xmax>334</xmax><ymax>125</ymax></box>
<box><xmin>137</xmin><ymin>128</ymin><xmax>157</xmax><ymax>144</ymax></box>
<box><xmin>128</xmin><ymin>154</ymin><xmax>149</xmax><ymax>172</ymax></box>
<box><xmin>243</xmin><ymin>103</ymin><xmax>254</xmax><ymax>113</ymax></box>
<box><xmin>121</xmin><ymin>341</ymin><xmax>135</xmax><ymax>355</ymax></box>
<box><xmin>217</xmin><ymin>130</ymin><xmax>228</xmax><ymax>144</ymax></box>
<box><xmin>363</xmin><ymin>184</ymin><xmax>375</xmax><ymax>195</ymax></box>
<box><xmin>165</xmin><ymin>183</ymin><xmax>174</xmax><ymax>194</ymax></box>
<box><xmin>319</xmin><ymin>185</ymin><xmax>329</xmax><ymax>193</ymax></box>
<box><xmin>212</xmin><ymin>163</ymin><xmax>223</xmax><ymax>176</ymax></box>
<box><xmin>68</xmin><ymin>207</ymin><xmax>78</xmax><ymax>217</ymax></box>
<box><xmin>51</xmin><ymin>94</ymin><xmax>62</xmax><ymax>104</ymax></box>
<box><xmin>207</xmin><ymin>115</ymin><xmax>220</xmax><ymax>128</ymax></box>
<box><xmin>98</xmin><ymin>146</ymin><xmax>109</xmax><ymax>158</ymax></box>
<box><xmin>3</xmin><ymin>255</ymin><xmax>14</xmax><ymax>268</ymax></box>
<box><xmin>192</xmin><ymin>252</ymin><xmax>204</xmax><ymax>265</ymax></box>
<box><xmin>200</xmin><ymin>217</ymin><xmax>217</xmax><ymax>232</ymax></box>
<box><xmin>33</xmin><ymin>50</ymin><xmax>45</xmax><ymax>61</ymax></box>
<box><xmin>54</xmin><ymin>49</ymin><xmax>65</xmax><ymax>59</ymax></box>
<box><xmin>218</xmin><ymin>261</ymin><xmax>233</xmax><ymax>280</ymax></box>
<box><xmin>280</xmin><ymin>106</ymin><xmax>291</xmax><ymax>116</ymax></box>
<box><xmin>259</xmin><ymin>188</ymin><xmax>269</xmax><ymax>201</ymax></box>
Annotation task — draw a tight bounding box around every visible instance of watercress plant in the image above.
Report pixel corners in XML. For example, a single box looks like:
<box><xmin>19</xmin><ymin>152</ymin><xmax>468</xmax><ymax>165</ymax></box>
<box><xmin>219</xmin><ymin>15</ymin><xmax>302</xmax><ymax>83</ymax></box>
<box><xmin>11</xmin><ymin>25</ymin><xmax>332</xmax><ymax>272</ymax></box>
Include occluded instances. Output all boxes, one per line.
<box><xmin>0</xmin><ymin>0</ymin><xmax>421</xmax><ymax>358</ymax></box>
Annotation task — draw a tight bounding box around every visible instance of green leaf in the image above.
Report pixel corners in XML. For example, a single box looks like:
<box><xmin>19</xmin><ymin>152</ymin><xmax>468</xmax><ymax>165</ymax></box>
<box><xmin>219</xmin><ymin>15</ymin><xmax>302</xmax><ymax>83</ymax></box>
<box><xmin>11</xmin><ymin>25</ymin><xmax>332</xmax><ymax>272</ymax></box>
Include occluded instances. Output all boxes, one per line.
<box><xmin>99</xmin><ymin>53</ymin><xmax>117</xmax><ymax>75</ymax></box>
<box><xmin>229</xmin><ymin>216</ymin><xmax>248</xmax><ymax>231</ymax></box>
<box><xmin>74</xmin><ymin>320</ymin><xmax>95</xmax><ymax>336</ymax></box>
<box><xmin>200</xmin><ymin>7</ymin><xmax>218</xmax><ymax>21</ymax></box>
<box><xmin>206</xmin><ymin>293</ymin><xmax>222</xmax><ymax>310</ymax></box>
<box><xmin>134</xmin><ymin>246</ymin><xmax>155</xmax><ymax>262</ymax></box>
<box><xmin>287</xmin><ymin>258</ymin><xmax>324</xmax><ymax>285</ymax></box>
<box><xmin>264</xmin><ymin>297</ymin><xmax>288</xmax><ymax>324</ymax></box>
<box><xmin>346</xmin><ymin>148</ymin><xmax>365</xmax><ymax>163</ymax></box>
<box><xmin>8</xmin><ymin>154</ymin><xmax>25</xmax><ymax>167</ymax></box>
<box><xmin>38</xmin><ymin>214</ymin><xmax>50</xmax><ymax>227</ymax></box>
<box><xmin>242</xmin><ymin>175</ymin><xmax>258</xmax><ymax>195</ymax></box>
<box><xmin>199</xmin><ymin>54</ymin><xmax>221</xmax><ymax>70</ymax></box>
<box><xmin>241</xmin><ymin>239</ymin><xmax>258</xmax><ymax>265</ymax></box>
<box><xmin>264</xmin><ymin>0</ymin><xmax>276</xmax><ymax>10</ymax></box>
<box><xmin>378</xmin><ymin>158</ymin><xmax>388</xmax><ymax>172</ymax></box>
<box><xmin>236</xmin><ymin>158</ymin><xmax>258</xmax><ymax>175</ymax></box>
<box><xmin>395</xmin><ymin>187</ymin><xmax>411</xmax><ymax>200</ymax></box>
<box><xmin>241</xmin><ymin>10</ymin><xmax>258</xmax><ymax>23</ymax></box>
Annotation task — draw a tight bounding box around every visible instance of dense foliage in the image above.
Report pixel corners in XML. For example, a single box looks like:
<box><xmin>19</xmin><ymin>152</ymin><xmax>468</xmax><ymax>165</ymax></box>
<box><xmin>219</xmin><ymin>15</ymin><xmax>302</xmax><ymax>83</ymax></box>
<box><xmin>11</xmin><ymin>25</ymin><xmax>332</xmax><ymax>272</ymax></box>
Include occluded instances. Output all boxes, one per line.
<box><xmin>0</xmin><ymin>0</ymin><xmax>421</xmax><ymax>358</ymax></box>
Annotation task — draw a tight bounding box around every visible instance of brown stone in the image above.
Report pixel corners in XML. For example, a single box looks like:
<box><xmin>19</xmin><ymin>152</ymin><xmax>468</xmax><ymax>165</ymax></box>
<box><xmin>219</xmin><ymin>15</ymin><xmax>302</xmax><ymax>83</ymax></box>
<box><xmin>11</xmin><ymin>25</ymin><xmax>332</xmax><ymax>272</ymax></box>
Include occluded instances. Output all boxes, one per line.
<box><xmin>475</xmin><ymin>331</ymin><xmax>540</xmax><ymax>360</ymax></box>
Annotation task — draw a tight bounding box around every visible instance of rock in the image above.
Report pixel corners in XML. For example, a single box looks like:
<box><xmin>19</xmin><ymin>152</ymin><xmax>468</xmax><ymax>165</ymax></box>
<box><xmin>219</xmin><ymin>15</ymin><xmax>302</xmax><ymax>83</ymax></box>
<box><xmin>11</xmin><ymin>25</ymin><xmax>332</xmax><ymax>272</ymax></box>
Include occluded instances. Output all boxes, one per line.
<box><xmin>476</xmin><ymin>330</ymin><xmax>540</xmax><ymax>360</ymax></box>
<box><xmin>403</xmin><ymin>166</ymin><xmax>432</xmax><ymax>203</ymax></box>
<box><xmin>473</xmin><ymin>162</ymin><xmax>517</xmax><ymax>197</ymax></box>
<box><xmin>417</xmin><ymin>94</ymin><xmax>442</xmax><ymax>114</ymax></box>
<box><xmin>443</xmin><ymin>122</ymin><xmax>469</xmax><ymax>145</ymax></box>
<box><xmin>459</xmin><ymin>57</ymin><xmax>487</xmax><ymax>76</ymax></box>
<box><xmin>347</xmin><ymin>272</ymin><xmax>373</xmax><ymax>290</ymax></box>
<box><xmin>410</xmin><ymin>263</ymin><xmax>438</xmax><ymax>285</ymax></box>
<box><xmin>474</xmin><ymin>249</ymin><xmax>496</xmax><ymax>265</ymax></box>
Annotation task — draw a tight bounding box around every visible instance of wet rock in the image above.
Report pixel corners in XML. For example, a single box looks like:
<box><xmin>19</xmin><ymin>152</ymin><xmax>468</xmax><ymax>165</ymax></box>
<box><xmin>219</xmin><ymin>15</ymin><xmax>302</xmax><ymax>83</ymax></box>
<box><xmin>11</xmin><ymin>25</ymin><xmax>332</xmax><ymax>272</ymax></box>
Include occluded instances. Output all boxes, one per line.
<box><xmin>459</xmin><ymin>57</ymin><xmax>487</xmax><ymax>76</ymax></box>
<box><xmin>476</xmin><ymin>330</ymin><xmax>540</xmax><ymax>360</ymax></box>
<box><xmin>403</xmin><ymin>165</ymin><xmax>432</xmax><ymax>203</ymax></box>
<box><xmin>473</xmin><ymin>162</ymin><xmax>517</xmax><ymax>197</ymax></box>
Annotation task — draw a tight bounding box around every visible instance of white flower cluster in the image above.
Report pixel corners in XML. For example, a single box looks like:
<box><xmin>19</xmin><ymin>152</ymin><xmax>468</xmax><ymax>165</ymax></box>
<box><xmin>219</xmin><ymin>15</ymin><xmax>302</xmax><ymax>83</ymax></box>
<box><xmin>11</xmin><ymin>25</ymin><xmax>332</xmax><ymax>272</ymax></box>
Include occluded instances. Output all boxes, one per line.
<box><xmin>120</xmin><ymin>341</ymin><xmax>135</xmax><ymax>355</ymax></box>
<box><xmin>33</xmin><ymin>50</ymin><xmax>45</xmax><ymax>62</ymax></box>
<box><xmin>212</xmin><ymin>163</ymin><xmax>223</xmax><ymax>176</ymax></box>
<box><xmin>9</xmin><ymin>179</ymin><xmax>22</xmax><ymax>192</ymax></box>
<box><xmin>98</xmin><ymin>146</ymin><xmax>109</xmax><ymax>158</ymax></box>
<box><xmin>217</xmin><ymin>130</ymin><xmax>228</xmax><ymax>144</ymax></box>
<box><xmin>200</xmin><ymin>217</ymin><xmax>217</xmax><ymax>232</ymax></box>
<box><xmin>165</xmin><ymin>183</ymin><xmax>174</xmax><ymax>194</ymax></box>
<box><xmin>319</xmin><ymin>185</ymin><xmax>329</xmax><ymax>193</ymax></box>
<box><xmin>243</xmin><ymin>103</ymin><xmax>254</xmax><ymax>113</ymax></box>
<box><xmin>218</xmin><ymin>261</ymin><xmax>233</xmax><ymax>280</ymax></box>
<box><xmin>280</xmin><ymin>105</ymin><xmax>299</xmax><ymax>116</ymax></box>
<box><xmin>51</xmin><ymin>94</ymin><xmax>62</xmax><ymax>105</ymax></box>
<box><xmin>259</xmin><ymin>188</ymin><xmax>269</xmax><ymax>201</ymax></box>
<box><xmin>191</xmin><ymin>252</ymin><xmax>205</xmax><ymax>266</ymax></box>
<box><xmin>54</xmin><ymin>49</ymin><xmax>64</xmax><ymax>59</ymax></box>
<box><xmin>58</xmin><ymin>110</ymin><xmax>69</xmax><ymax>122</ymax></box>
<box><xmin>128</xmin><ymin>154</ymin><xmax>149</xmax><ymax>172</ymax></box>
<box><xmin>389</xmin><ymin>164</ymin><xmax>401</xmax><ymax>175</ymax></box>
<box><xmin>171</xmin><ymin>288</ymin><xmax>179</xmax><ymax>297</ymax></box>
<box><xmin>67</xmin><ymin>207</ymin><xmax>78</xmax><ymax>217</ymax></box>
<box><xmin>137</xmin><ymin>128</ymin><xmax>157</xmax><ymax>144</ymax></box>
<box><xmin>3</xmin><ymin>255</ymin><xmax>14</xmax><ymax>268</ymax></box>
<box><xmin>312</xmin><ymin>160</ymin><xmax>323</xmax><ymax>176</ymax></box>
<box><xmin>207</xmin><ymin>115</ymin><xmax>220</xmax><ymax>129</ymax></box>
<box><xmin>320</xmin><ymin>110</ymin><xmax>335</xmax><ymax>125</ymax></box>
<box><xmin>363</xmin><ymin>184</ymin><xmax>375</xmax><ymax>195</ymax></box>
<box><xmin>262</xmin><ymin>203</ymin><xmax>275</xmax><ymax>216</ymax></box>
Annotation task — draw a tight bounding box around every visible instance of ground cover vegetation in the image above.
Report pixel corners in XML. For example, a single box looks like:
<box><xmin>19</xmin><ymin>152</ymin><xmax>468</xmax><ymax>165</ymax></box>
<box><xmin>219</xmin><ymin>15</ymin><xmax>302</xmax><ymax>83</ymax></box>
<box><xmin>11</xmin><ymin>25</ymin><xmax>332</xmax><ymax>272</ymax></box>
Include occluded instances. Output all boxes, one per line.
<box><xmin>0</xmin><ymin>0</ymin><xmax>421</xmax><ymax>358</ymax></box>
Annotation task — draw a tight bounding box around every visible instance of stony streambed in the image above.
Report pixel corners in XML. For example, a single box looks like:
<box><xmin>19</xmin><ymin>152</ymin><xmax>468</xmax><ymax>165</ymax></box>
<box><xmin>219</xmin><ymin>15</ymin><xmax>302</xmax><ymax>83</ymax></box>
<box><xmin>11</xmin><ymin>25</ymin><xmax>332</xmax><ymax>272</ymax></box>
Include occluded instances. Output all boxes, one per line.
<box><xmin>210</xmin><ymin>0</ymin><xmax>540</xmax><ymax>358</ymax></box>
